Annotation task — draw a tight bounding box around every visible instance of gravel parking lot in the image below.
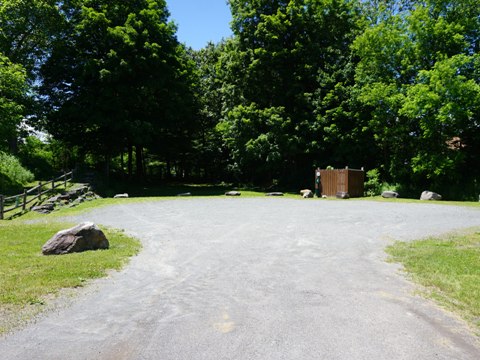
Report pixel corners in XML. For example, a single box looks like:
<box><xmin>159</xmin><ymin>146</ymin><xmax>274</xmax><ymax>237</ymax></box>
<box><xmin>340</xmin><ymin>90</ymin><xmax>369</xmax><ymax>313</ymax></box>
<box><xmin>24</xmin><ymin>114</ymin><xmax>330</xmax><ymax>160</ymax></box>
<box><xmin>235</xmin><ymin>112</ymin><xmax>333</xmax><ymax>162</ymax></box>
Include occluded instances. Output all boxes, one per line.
<box><xmin>1</xmin><ymin>198</ymin><xmax>480</xmax><ymax>359</ymax></box>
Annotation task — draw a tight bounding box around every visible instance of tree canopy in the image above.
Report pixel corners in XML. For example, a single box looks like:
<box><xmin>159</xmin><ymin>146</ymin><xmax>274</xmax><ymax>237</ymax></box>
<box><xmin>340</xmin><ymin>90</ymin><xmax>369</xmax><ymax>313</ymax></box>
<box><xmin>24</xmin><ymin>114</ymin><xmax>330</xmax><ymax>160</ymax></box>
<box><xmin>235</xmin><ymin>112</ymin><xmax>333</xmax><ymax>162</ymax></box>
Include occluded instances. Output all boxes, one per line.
<box><xmin>0</xmin><ymin>0</ymin><xmax>479</xmax><ymax>199</ymax></box>
<box><xmin>40</xmin><ymin>0</ymin><xmax>197</xmax><ymax>178</ymax></box>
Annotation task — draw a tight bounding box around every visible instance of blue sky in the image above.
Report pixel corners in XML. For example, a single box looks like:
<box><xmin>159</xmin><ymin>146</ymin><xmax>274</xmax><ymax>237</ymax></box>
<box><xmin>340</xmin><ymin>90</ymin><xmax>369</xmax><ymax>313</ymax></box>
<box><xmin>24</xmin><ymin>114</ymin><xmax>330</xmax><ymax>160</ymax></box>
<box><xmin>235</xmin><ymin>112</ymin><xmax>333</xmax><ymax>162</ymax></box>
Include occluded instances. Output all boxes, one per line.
<box><xmin>167</xmin><ymin>0</ymin><xmax>233</xmax><ymax>50</ymax></box>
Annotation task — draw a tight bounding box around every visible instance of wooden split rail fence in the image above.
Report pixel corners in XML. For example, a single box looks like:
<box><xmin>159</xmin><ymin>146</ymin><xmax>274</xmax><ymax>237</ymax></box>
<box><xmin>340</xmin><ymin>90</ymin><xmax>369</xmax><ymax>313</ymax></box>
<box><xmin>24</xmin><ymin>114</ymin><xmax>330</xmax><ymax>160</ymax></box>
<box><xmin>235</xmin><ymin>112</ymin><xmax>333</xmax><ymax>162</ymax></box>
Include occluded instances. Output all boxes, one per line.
<box><xmin>0</xmin><ymin>171</ymin><xmax>73</xmax><ymax>220</ymax></box>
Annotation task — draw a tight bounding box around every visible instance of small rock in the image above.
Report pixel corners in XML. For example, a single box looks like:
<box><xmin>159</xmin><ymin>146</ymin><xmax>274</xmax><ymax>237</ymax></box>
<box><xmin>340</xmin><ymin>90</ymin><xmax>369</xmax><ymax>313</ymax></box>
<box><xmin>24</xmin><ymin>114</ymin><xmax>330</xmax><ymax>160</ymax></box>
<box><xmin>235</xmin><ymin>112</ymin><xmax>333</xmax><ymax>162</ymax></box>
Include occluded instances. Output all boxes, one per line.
<box><xmin>68</xmin><ymin>186</ymin><xmax>88</xmax><ymax>196</ymax></box>
<box><xmin>300</xmin><ymin>189</ymin><xmax>313</xmax><ymax>198</ymax></box>
<box><xmin>420</xmin><ymin>191</ymin><xmax>442</xmax><ymax>201</ymax></box>
<box><xmin>265</xmin><ymin>192</ymin><xmax>284</xmax><ymax>196</ymax></box>
<box><xmin>32</xmin><ymin>203</ymin><xmax>55</xmax><ymax>214</ymax></box>
<box><xmin>336</xmin><ymin>192</ymin><xmax>350</xmax><ymax>199</ymax></box>
<box><xmin>382</xmin><ymin>191</ymin><xmax>399</xmax><ymax>198</ymax></box>
<box><xmin>114</xmin><ymin>193</ymin><xmax>129</xmax><ymax>198</ymax></box>
<box><xmin>47</xmin><ymin>195</ymin><xmax>61</xmax><ymax>203</ymax></box>
<box><xmin>225</xmin><ymin>191</ymin><xmax>241</xmax><ymax>196</ymax></box>
<box><xmin>177</xmin><ymin>192</ymin><xmax>192</xmax><ymax>197</ymax></box>
<box><xmin>322</xmin><ymin>195</ymin><xmax>328</xmax><ymax>199</ymax></box>
<box><xmin>42</xmin><ymin>222</ymin><xmax>109</xmax><ymax>255</ymax></box>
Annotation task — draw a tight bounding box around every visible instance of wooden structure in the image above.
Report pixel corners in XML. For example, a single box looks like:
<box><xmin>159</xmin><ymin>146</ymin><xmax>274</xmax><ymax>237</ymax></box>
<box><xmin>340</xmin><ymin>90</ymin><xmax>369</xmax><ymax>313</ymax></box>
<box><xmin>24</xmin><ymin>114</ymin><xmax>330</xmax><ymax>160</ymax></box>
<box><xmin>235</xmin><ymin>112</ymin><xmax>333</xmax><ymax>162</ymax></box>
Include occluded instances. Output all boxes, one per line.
<box><xmin>317</xmin><ymin>167</ymin><xmax>365</xmax><ymax>198</ymax></box>
<box><xmin>0</xmin><ymin>171</ymin><xmax>73</xmax><ymax>220</ymax></box>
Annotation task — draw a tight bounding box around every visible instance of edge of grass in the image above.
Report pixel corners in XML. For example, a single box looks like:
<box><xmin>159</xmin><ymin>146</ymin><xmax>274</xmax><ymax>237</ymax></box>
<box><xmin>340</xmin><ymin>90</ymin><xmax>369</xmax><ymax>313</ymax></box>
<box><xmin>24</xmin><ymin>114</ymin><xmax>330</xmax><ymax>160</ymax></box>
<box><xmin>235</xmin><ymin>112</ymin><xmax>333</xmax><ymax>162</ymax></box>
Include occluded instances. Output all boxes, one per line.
<box><xmin>386</xmin><ymin>228</ymin><xmax>480</xmax><ymax>333</ymax></box>
<box><xmin>0</xmin><ymin>221</ymin><xmax>141</xmax><ymax>335</ymax></box>
<box><xmin>353</xmin><ymin>195</ymin><xmax>480</xmax><ymax>207</ymax></box>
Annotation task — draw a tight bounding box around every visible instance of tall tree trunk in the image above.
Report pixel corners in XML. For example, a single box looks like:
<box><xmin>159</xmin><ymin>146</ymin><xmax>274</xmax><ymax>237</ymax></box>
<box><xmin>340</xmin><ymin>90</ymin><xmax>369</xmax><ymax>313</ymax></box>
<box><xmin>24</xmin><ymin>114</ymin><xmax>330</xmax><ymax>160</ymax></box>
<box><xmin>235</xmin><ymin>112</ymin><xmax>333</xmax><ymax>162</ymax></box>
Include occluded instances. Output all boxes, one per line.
<box><xmin>104</xmin><ymin>154</ymin><xmax>110</xmax><ymax>182</ymax></box>
<box><xmin>135</xmin><ymin>145</ymin><xmax>144</xmax><ymax>180</ymax></box>
<box><xmin>127</xmin><ymin>144</ymin><xmax>133</xmax><ymax>179</ymax></box>
<box><xmin>120</xmin><ymin>151</ymin><xmax>125</xmax><ymax>178</ymax></box>
<box><xmin>166</xmin><ymin>158</ymin><xmax>171</xmax><ymax>180</ymax></box>
<box><xmin>8</xmin><ymin>137</ymin><xmax>18</xmax><ymax>154</ymax></box>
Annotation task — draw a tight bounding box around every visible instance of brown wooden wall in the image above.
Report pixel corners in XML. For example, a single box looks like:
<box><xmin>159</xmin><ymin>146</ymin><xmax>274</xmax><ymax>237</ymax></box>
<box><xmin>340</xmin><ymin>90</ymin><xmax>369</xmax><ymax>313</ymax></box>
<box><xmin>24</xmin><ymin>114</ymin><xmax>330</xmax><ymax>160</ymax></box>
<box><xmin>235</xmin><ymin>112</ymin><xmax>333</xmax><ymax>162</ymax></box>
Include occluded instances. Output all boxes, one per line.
<box><xmin>319</xmin><ymin>168</ymin><xmax>365</xmax><ymax>198</ymax></box>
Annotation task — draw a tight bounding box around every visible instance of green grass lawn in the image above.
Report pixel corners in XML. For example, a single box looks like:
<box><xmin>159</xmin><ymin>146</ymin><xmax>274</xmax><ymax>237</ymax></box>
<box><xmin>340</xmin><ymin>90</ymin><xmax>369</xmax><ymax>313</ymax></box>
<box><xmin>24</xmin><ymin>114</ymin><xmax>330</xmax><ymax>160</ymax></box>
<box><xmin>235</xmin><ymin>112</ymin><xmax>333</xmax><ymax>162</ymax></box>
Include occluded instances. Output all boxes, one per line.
<box><xmin>0</xmin><ymin>221</ymin><xmax>141</xmax><ymax>333</ymax></box>
<box><xmin>387</xmin><ymin>230</ymin><xmax>480</xmax><ymax>331</ymax></box>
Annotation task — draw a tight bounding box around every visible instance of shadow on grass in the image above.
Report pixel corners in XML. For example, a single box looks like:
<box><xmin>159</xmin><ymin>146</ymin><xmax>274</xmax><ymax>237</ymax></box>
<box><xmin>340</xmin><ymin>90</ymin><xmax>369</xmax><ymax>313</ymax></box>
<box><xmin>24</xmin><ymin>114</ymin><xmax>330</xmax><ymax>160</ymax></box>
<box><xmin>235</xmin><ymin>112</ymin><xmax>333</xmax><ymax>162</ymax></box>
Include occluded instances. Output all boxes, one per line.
<box><xmin>96</xmin><ymin>182</ymin><xmax>240</xmax><ymax>198</ymax></box>
<box><xmin>93</xmin><ymin>179</ymin><xmax>303</xmax><ymax>198</ymax></box>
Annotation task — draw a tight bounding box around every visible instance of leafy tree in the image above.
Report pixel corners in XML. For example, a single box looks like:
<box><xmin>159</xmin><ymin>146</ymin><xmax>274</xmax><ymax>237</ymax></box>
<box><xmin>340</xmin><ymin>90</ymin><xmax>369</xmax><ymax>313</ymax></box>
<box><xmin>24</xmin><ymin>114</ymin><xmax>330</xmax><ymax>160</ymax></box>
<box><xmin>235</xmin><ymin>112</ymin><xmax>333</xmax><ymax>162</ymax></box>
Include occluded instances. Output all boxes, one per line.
<box><xmin>400</xmin><ymin>54</ymin><xmax>480</xmax><ymax>192</ymax></box>
<box><xmin>17</xmin><ymin>136</ymin><xmax>58</xmax><ymax>179</ymax></box>
<box><xmin>0</xmin><ymin>0</ymin><xmax>61</xmax><ymax>76</ymax></box>
<box><xmin>40</xmin><ymin>0</ymin><xmax>196</xmax><ymax>178</ymax></box>
<box><xmin>220</xmin><ymin>0</ymin><xmax>364</xmax><ymax>184</ymax></box>
<box><xmin>0</xmin><ymin>1</ymin><xmax>64</xmax><ymax>155</ymax></box>
<box><xmin>189</xmin><ymin>42</ymin><xmax>227</xmax><ymax>180</ymax></box>
<box><xmin>218</xmin><ymin>103</ymin><xmax>290</xmax><ymax>183</ymax></box>
<box><xmin>354</xmin><ymin>0</ymin><xmax>480</xmax><ymax>197</ymax></box>
<box><xmin>0</xmin><ymin>151</ymin><xmax>34</xmax><ymax>194</ymax></box>
<box><xmin>0</xmin><ymin>54</ymin><xmax>28</xmax><ymax>152</ymax></box>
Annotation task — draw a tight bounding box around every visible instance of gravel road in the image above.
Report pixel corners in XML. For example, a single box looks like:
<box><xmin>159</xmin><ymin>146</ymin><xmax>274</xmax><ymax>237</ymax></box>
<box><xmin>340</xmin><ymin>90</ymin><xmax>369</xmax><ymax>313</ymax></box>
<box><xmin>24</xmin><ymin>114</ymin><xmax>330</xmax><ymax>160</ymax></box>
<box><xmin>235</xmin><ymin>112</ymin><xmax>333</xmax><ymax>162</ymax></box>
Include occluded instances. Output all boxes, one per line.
<box><xmin>1</xmin><ymin>198</ymin><xmax>480</xmax><ymax>359</ymax></box>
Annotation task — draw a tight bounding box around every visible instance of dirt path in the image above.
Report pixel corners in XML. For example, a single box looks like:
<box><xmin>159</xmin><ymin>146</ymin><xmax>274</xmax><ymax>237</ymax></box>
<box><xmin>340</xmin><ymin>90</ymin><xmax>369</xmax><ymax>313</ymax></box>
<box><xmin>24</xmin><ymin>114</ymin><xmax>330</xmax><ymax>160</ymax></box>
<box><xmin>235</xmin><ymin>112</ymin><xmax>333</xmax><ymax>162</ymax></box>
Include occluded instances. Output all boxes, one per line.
<box><xmin>1</xmin><ymin>199</ymin><xmax>480</xmax><ymax>359</ymax></box>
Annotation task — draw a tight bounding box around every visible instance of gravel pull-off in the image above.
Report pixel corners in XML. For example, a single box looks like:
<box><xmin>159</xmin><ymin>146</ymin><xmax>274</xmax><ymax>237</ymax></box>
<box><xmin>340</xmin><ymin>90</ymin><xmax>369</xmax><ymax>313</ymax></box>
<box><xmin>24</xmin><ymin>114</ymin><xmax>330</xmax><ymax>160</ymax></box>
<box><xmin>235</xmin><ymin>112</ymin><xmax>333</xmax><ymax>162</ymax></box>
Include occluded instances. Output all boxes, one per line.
<box><xmin>1</xmin><ymin>199</ymin><xmax>480</xmax><ymax>360</ymax></box>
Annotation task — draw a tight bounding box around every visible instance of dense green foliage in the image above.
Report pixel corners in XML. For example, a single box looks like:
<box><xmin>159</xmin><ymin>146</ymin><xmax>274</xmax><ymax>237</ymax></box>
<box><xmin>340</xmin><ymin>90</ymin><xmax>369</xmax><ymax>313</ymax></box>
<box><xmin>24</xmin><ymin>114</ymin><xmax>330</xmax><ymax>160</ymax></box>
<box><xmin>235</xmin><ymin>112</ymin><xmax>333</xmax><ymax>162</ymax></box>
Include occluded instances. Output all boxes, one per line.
<box><xmin>0</xmin><ymin>0</ymin><xmax>479</xmax><ymax>198</ymax></box>
<box><xmin>40</xmin><ymin>0</ymin><xmax>197</xmax><ymax>179</ymax></box>
<box><xmin>0</xmin><ymin>54</ymin><xmax>28</xmax><ymax>152</ymax></box>
<box><xmin>354</xmin><ymin>0</ymin><xmax>480</xmax><ymax>198</ymax></box>
<box><xmin>0</xmin><ymin>151</ymin><xmax>34</xmax><ymax>193</ymax></box>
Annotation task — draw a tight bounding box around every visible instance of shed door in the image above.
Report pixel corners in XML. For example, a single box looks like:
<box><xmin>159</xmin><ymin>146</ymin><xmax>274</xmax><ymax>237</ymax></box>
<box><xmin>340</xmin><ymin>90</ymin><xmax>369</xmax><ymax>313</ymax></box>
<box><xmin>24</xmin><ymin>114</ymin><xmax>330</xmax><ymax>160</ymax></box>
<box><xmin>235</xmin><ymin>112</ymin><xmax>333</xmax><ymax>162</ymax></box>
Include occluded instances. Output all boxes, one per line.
<box><xmin>337</xmin><ymin>170</ymin><xmax>347</xmax><ymax>193</ymax></box>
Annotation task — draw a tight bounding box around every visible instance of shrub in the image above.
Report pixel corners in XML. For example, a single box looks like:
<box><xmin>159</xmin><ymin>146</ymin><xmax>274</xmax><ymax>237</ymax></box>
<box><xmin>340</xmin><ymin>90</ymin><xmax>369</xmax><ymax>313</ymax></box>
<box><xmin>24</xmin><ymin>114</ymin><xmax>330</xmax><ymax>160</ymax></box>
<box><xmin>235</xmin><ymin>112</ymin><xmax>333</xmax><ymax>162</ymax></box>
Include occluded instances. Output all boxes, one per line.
<box><xmin>0</xmin><ymin>152</ymin><xmax>34</xmax><ymax>193</ymax></box>
<box><xmin>18</xmin><ymin>136</ymin><xmax>56</xmax><ymax>179</ymax></box>
<box><xmin>364</xmin><ymin>168</ymin><xmax>381</xmax><ymax>196</ymax></box>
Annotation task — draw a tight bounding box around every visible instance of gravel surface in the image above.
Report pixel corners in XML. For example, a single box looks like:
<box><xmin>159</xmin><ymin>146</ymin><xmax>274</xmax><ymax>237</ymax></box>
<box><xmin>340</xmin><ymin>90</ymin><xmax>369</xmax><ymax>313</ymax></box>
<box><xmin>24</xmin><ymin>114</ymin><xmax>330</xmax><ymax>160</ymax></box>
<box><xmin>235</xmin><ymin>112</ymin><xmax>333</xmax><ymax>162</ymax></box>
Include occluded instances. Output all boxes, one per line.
<box><xmin>1</xmin><ymin>198</ymin><xmax>480</xmax><ymax>359</ymax></box>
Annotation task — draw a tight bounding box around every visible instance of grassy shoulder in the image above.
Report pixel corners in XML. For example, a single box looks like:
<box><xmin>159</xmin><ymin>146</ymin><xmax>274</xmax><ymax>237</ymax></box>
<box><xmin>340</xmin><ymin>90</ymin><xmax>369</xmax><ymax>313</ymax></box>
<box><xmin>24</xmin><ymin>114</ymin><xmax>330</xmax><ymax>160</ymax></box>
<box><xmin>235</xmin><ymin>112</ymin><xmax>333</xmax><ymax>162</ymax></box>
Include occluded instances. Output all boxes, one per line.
<box><xmin>386</xmin><ymin>230</ymin><xmax>480</xmax><ymax>331</ymax></box>
<box><xmin>353</xmin><ymin>196</ymin><xmax>480</xmax><ymax>208</ymax></box>
<box><xmin>0</xmin><ymin>221</ymin><xmax>141</xmax><ymax>334</ymax></box>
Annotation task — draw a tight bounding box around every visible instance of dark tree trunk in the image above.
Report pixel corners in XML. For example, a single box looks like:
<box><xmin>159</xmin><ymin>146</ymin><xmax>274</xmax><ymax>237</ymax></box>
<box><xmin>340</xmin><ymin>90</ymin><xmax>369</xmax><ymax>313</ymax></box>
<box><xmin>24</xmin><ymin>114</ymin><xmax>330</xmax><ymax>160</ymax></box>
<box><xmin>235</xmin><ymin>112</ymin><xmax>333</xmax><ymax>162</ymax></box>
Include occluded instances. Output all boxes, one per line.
<box><xmin>166</xmin><ymin>158</ymin><xmax>171</xmax><ymax>179</ymax></box>
<box><xmin>127</xmin><ymin>144</ymin><xmax>133</xmax><ymax>179</ymax></box>
<box><xmin>120</xmin><ymin>151</ymin><xmax>124</xmax><ymax>176</ymax></box>
<box><xmin>135</xmin><ymin>145</ymin><xmax>144</xmax><ymax>179</ymax></box>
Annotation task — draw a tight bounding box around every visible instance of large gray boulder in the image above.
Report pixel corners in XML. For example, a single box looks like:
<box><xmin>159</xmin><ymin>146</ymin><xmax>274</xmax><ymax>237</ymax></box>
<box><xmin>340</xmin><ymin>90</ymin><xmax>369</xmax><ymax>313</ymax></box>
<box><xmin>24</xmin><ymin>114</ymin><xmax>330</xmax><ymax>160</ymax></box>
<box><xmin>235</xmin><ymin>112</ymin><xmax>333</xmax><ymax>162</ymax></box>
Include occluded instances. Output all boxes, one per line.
<box><xmin>420</xmin><ymin>191</ymin><xmax>442</xmax><ymax>201</ymax></box>
<box><xmin>42</xmin><ymin>222</ymin><xmax>109</xmax><ymax>255</ymax></box>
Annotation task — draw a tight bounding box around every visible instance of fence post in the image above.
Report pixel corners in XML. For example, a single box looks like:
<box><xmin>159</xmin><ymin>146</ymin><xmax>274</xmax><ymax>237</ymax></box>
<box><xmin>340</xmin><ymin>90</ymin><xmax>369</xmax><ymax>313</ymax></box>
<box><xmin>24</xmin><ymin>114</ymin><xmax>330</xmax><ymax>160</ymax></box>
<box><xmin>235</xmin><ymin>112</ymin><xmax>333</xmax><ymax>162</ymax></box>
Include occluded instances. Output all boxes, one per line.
<box><xmin>22</xmin><ymin>189</ymin><xmax>27</xmax><ymax>211</ymax></box>
<box><xmin>52</xmin><ymin>179</ymin><xmax>55</xmax><ymax>190</ymax></box>
<box><xmin>38</xmin><ymin>181</ymin><xmax>42</xmax><ymax>201</ymax></box>
<box><xmin>0</xmin><ymin>195</ymin><xmax>4</xmax><ymax>220</ymax></box>
<box><xmin>64</xmin><ymin>171</ymin><xmax>67</xmax><ymax>188</ymax></box>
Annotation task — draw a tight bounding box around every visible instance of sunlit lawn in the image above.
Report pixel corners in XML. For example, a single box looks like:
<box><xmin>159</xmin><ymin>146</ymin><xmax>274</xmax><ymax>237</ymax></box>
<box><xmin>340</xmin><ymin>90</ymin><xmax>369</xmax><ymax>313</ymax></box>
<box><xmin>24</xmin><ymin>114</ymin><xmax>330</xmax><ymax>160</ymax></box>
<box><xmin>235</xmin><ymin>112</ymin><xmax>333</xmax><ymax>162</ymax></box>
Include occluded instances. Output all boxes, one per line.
<box><xmin>0</xmin><ymin>221</ymin><xmax>141</xmax><ymax>333</ymax></box>
<box><xmin>387</xmin><ymin>231</ymin><xmax>480</xmax><ymax>331</ymax></box>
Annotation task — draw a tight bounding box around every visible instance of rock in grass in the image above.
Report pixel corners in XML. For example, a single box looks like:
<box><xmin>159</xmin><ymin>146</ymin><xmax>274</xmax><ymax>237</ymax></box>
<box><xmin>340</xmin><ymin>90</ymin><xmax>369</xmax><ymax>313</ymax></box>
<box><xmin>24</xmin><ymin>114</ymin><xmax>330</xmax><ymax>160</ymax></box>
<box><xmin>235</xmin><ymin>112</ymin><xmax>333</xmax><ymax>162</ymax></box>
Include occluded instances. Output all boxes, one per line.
<box><xmin>177</xmin><ymin>192</ymin><xmax>192</xmax><ymax>197</ymax></box>
<box><xmin>300</xmin><ymin>189</ymin><xmax>313</xmax><ymax>198</ymax></box>
<box><xmin>336</xmin><ymin>191</ymin><xmax>350</xmax><ymax>199</ymax></box>
<box><xmin>225</xmin><ymin>191</ymin><xmax>241</xmax><ymax>196</ymax></box>
<box><xmin>382</xmin><ymin>191</ymin><xmax>399</xmax><ymax>198</ymax></box>
<box><xmin>420</xmin><ymin>191</ymin><xmax>442</xmax><ymax>201</ymax></box>
<box><xmin>265</xmin><ymin>192</ymin><xmax>284</xmax><ymax>196</ymax></box>
<box><xmin>42</xmin><ymin>222</ymin><xmax>109</xmax><ymax>255</ymax></box>
<box><xmin>32</xmin><ymin>203</ymin><xmax>55</xmax><ymax>214</ymax></box>
<box><xmin>114</xmin><ymin>193</ymin><xmax>129</xmax><ymax>198</ymax></box>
